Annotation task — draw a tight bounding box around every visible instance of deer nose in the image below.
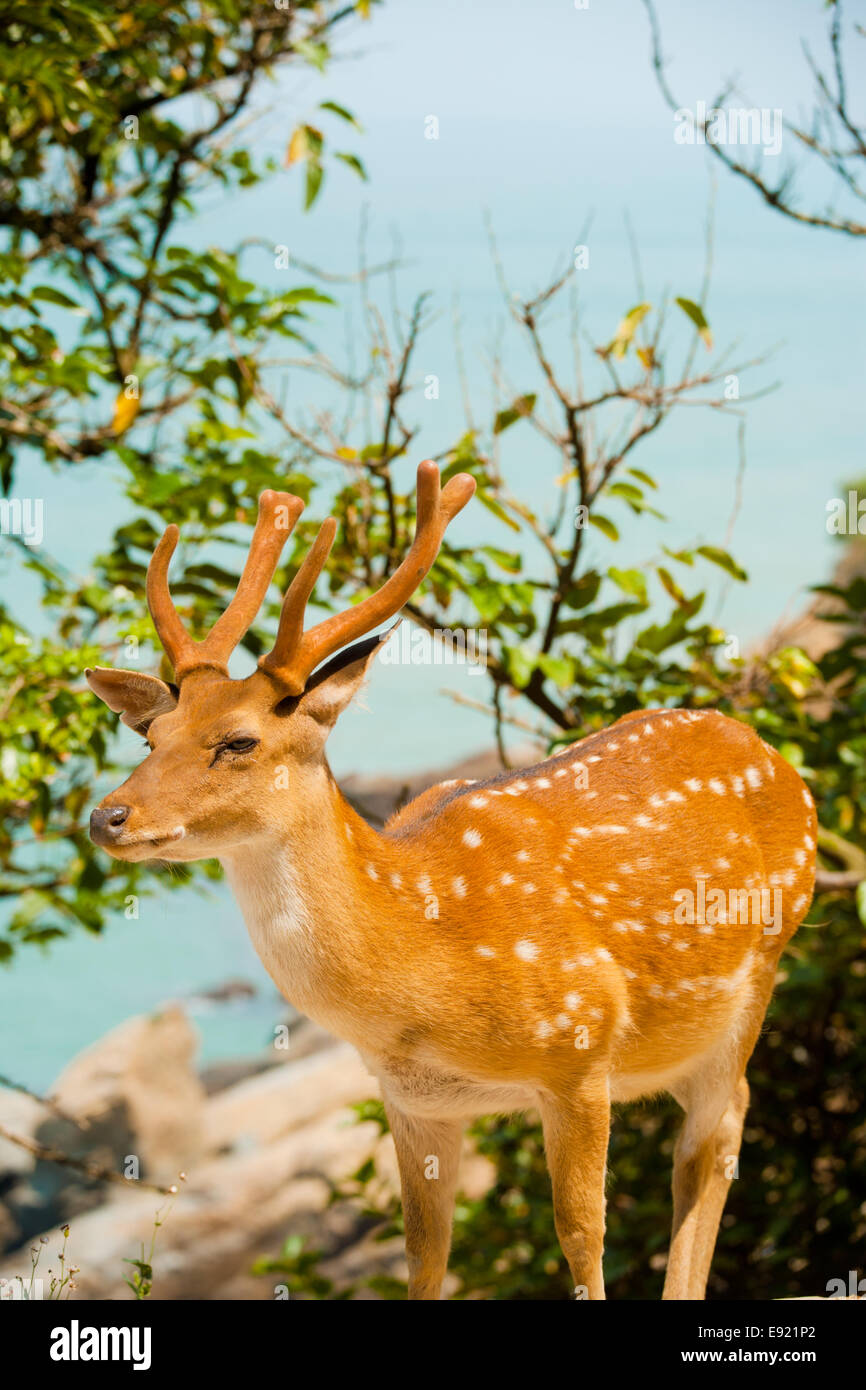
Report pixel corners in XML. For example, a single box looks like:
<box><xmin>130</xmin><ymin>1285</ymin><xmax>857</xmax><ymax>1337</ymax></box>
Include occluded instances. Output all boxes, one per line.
<box><xmin>90</xmin><ymin>804</ymin><xmax>131</xmax><ymax>845</ymax></box>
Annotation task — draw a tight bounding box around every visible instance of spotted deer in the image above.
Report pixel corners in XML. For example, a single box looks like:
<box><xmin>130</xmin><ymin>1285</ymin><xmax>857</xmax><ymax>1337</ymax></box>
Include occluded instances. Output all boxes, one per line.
<box><xmin>87</xmin><ymin>460</ymin><xmax>816</xmax><ymax>1300</ymax></box>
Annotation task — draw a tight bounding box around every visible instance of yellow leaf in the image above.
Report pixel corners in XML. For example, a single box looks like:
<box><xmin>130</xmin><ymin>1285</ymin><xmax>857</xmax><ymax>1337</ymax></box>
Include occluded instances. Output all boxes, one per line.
<box><xmin>286</xmin><ymin>126</ymin><xmax>307</xmax><ymax>168</ymax></box>
<box><xmin>112</xmin><ymin>390</ymin><xmax>141</xmax><ymax>436</ymax></box>
<box><xmin>636</xmin><ymin>346</ymin><xmax>656</xmax><ymax>371</ymax></box>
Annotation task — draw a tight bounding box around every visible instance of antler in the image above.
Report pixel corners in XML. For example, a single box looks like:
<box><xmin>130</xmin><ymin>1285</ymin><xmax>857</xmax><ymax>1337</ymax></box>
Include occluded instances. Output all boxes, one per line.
<box><xmin>258</xmin><ymin>460</ymin><xmax>476</xmax><ymax>694</ymax></box>
<box><xmin>147</xmin><ymin>490</ymin><xmax>304</xmax><ymax>680</ymax></box>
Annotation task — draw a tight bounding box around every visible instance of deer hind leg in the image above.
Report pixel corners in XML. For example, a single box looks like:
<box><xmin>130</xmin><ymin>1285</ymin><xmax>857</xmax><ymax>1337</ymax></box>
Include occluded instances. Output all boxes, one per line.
<box><xmin>538</xmin><ymin>1079</ymin><xmax>611</xmax><ymax>1300</ymax></box>
<box><xmin>663</xmin><ymin>1071</ymin><xmax>750</xmax><ymax>1300</ymax></box>
<box><xmin>664</xmin><ymin>957</ymin><xmax>780</xmax><ymax>1300</ymax></box>
<box><xmin>384</xmin><ymin>1101</ymin><xmax>463</xmax><ymax>1300</ymax></box>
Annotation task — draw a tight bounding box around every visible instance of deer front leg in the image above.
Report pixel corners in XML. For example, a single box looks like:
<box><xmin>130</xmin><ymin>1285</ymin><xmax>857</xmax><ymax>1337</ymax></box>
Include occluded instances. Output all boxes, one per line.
<box><xmin>538</xmin><ymin>1081</ymin><xmax>610</xmax><ymax>1300</ymax></box>
<box><xmin>384</xmin><ymin>1101</ymin><xmax>463</xmax><ymax>1300</ymax></box>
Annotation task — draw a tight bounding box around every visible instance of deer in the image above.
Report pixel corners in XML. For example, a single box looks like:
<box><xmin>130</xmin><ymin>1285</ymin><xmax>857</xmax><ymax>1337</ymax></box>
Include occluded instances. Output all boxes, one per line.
<box><xmin>86</xmin><ymin>460</ymin><xmax>817</xmax><ymax>1300</ymax></box>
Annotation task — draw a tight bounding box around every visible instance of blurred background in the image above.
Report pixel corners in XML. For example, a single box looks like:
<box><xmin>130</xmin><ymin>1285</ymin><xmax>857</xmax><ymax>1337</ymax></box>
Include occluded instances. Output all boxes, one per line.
<box><xmin>0</xmin><ymin>0</ymin><xmax>863</xmax><ymax>1299</ymax></box>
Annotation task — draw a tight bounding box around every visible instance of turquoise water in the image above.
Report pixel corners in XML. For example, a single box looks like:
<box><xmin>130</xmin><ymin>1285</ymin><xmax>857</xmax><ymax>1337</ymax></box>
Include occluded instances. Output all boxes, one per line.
<box><xmin>4</xmin><ymin>875</ymin><xmax>283</xmax><ymax>1092</ymax></box>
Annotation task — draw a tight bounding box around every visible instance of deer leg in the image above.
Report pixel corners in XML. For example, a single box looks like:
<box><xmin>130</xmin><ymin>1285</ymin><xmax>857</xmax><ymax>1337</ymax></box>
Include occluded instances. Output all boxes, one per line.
<box><xmin>664</xmin><ymin>1070</ymin><xmax>750</xmax><ymax>1300</ymax></box>
<box><xmin>687</xmin><ymin>1075</ymin><xmax>749</xmax><ymax>1298</ymax></box>
<box><xmin>384</xmin><ymin>1101</ymin><xmax>463</xmax><ymax>1301</ymax></box>
<box><xmin>538</xmin><ymin>1081</ymin><xmax>610</xmax><ymax>1300</ymax></box>
<box><xmin>664</xmin><ymin>955</ymin><xmax>780</xmax><ymax>1301</ymax></box>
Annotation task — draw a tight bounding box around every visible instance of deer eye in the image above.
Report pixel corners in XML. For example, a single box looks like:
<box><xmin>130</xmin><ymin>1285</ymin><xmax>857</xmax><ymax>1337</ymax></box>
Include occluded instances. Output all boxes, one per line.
<box><xmin>223</xmin><ymin>736</ymin><xmax>258</xmax><ymax>755</ymax></box>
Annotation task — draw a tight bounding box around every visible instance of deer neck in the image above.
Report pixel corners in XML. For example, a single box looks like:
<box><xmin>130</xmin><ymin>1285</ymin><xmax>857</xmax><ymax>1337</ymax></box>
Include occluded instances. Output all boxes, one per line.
<box><xmin>218</xmin><ymin>765</ymin><xmax>393</xmax><ymax>1041</ymax></box>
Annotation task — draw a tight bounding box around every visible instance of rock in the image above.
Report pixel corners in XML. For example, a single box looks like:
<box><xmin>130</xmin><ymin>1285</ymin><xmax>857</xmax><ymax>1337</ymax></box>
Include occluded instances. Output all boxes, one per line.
<box><xmin>0</xmin><ymin>1016</ymin><xmax>497</xmax><ymax>1299</ymax></box>
<box><xmin>0</xmin><ymin>1006</ymin><xmax>205</xmax><ymax>1254</ymax></box>
<box><xmin>0</xmin><ymin>1042</ymin><xmax>386</xmax><ymax>1300</ymax></box>
<box><xmin>203</xmin><ymin>1039</ymin><xmax>370</xmax><ymax>1157</ymax></box>
<box><xmin>47</xmin><ymin>1004</ymin><xmax>205</xmax><ymax>1185</ymax></box>
<box><xmin>0</xmin><ymin>1089</ymin><xmax>44</xmax><ymax>1252</ymax></box>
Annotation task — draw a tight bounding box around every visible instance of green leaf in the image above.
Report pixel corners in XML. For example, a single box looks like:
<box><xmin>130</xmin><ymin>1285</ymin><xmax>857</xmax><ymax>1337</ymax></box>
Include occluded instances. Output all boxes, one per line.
<box><xmin>656</xmin><ymin>566</ymin><xmax>687</xmax><ymax>605</ymax></box>
<box><xmin>606</xmin><ymin>482</ymin><xmax>644</xmax><ymax>502</ymax></box>
<box><xmin>32</xmin><ymin>285</ymin><xmax>81</xmax><ymax>309</ymax></box>
<box><xmin>319</xmin><ymin>101</ymin><xmax>363</xmax><ymax>130</ymax></box>
<box><xmin>635</xmin><ymin>594</ymin><xmax>704</xmax><ymax>654</ymax></box>
<box><xmin>333</xmin><ymin>151</ymin><xmax>368</xmax><ymax>181</ymax></box>
<box><xmin>494</xmin><ymin>394</ymin><xmax>537</xmax><ymax>434</ymax></box>
<box><xmin>536</xmin><ymin>653</ymin><xmax>575</xmax><ymax>688</ymax></box>
<box><xmin>675</xmin><ymin>297</ymin><xmax>713</xmax><ymax>350</ymax></box>
<box><xmin>296</xmin><ymin>39</ymin><xmax>329</xmax><ymax>73</ymax></box>
<box><xmin>505</xmin><ymin>646</ymin><xmax>537</xmax><ymax>689</ymax></box>
<box><xmin>475</xmin><ymin>490</ymin><xmax>521</xmax><ymax>532</ymax></box>
<box><xmin>609</xmin><ymin>567</ymin><xmax>648</xmax><ymax>603</ymax></box>
<box><xmin>628</xmin><ymin>467</ymin><xmax>658</xmax><ymax>490</ymax></box>
<box><xmin>696</xmin><ymin>546</ymin><xmax>747</xmax><ymax>582</ymax></box>
<box><xmin>588</xmin><ymin>514</ymin><xmax>619</xmax><ymax>542</ymax></box>
<box><xmin>562</xmin><ymin>570</ymin><xmax>602</xmax><ymax>611</ymax></box>
<box><xmin>481</xmin><ymin>546</ymin><xmax>522</xmax><ymax>574</ymax></box>
<box><xmin>304</xmin><ymin>160</ymin><xmax>324</xmax><ymax>210</ymax></box>
<box><xmin>599</xmin><ymin>303</ymin><xmax>651</xmax><ymax>360</ymax></box>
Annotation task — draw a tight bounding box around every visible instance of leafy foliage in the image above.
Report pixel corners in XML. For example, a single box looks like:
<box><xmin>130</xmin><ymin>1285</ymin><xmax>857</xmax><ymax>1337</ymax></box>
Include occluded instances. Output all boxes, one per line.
<box><xmin>0</xmin><ymin>0</ymin><xmax>369</xmax><ymax>957</ymax></box>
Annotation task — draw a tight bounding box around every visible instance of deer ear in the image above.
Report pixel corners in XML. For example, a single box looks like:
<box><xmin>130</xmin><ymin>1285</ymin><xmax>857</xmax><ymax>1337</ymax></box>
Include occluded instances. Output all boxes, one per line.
<box><xmin>85</xmin><ymin>667</ymin><xmax>178</xmax><ymax>735</ymax></box>
<box><xmin>296</xmin><ymin>627</ymin><xmax>396</xmax><ymax>730</ymax></box>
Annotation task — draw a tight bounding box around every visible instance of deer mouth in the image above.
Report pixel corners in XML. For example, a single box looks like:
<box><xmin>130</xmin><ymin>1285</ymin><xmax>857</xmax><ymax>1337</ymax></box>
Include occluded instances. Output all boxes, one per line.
<box><xmin>126</xmin><ymin>827</ymin><xmax>187</xmax><ymax>850</ymax></box>
<box><xmin>91</xmin><ymin>823</ymin><xmax>187</xmax><ymax>859</ymax></box>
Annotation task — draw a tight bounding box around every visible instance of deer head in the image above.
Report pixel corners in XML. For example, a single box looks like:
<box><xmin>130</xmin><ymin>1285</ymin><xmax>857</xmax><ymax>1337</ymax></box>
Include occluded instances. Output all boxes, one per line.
<box><xmin>87</xmin><ymin>461</ymin><xmax>475</xmax><ymax>861</ymax></box>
